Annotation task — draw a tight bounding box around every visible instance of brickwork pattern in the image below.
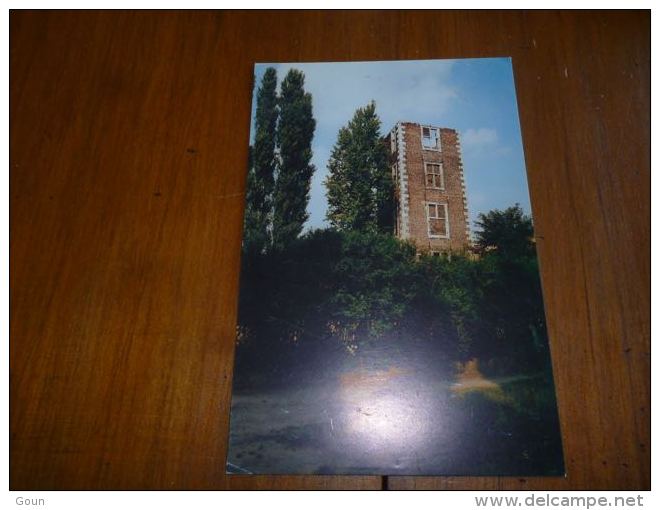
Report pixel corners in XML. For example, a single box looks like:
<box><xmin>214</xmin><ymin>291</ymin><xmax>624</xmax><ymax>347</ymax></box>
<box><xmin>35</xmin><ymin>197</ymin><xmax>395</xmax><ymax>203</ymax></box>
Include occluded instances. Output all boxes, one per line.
<box><xmin>390</xmin><ymin>122</ymin><xmax>470</xmax><ymax>253</ymax></box>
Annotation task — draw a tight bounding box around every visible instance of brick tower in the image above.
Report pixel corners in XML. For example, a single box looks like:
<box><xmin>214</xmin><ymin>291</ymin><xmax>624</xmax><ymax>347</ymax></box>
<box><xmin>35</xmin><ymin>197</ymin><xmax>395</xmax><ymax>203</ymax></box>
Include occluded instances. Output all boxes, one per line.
<box><xmin>386</xmin><ymin>122</ymin><xmax>471</xmax><ymax>253</ymax></box>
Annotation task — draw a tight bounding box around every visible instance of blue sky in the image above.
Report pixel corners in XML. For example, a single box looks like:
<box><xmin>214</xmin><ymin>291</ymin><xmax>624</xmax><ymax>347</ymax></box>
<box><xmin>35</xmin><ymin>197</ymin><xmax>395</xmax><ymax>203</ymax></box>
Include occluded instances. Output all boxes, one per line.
<box><xmin>251</xmin><ymin>58</ymin><xmax>532</xmax><ymax>233</ymax></box>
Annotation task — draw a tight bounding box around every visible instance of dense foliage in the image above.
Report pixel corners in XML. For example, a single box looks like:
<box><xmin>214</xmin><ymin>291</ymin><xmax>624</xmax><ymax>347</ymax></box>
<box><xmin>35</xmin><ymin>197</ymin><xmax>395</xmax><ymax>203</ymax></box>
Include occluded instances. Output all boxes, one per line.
<box><xmin>243</xmin><ymin>68</ymin><xmax>278</xmax><ymax>255</ymax></box>
<box><xmin>243</xmin><ymin>68</ymin><xmax>316</xmax><ymax>253</ymax></box>
<box><xmin>325</xmin><ymin>102</ymin><xmax>394</xmax><ymax>233</ymax></box>
<box><xmin>236</xmin><ymin>205</ymin><xmax>550</xmax><ymax>382</ymax></box>
<box><xmin>272</xmin><ymin>70</ymin><xmax>316</xmax><ymax>250</ymax></box>
<box><xmin>474</xmin><ymin>204</ymin><xmax>535</xmax><ymax>259</ymax></box>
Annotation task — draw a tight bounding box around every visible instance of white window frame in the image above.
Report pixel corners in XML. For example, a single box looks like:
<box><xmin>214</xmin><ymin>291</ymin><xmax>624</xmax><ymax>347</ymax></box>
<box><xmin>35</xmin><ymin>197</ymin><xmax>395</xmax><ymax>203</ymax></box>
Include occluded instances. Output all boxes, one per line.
<box><xmin>420</xmin><ymin>125</ymin><xmax>441</xmax><ymax>151</ymax></box>
<box><xmin>424</xmin><ymin>161</ymin><xmax>445</xmax><ymax>190</ymax></box>
<box><xmin>426</xmin><ymin>202</ymin><xmax>450</xmax><ymax>239</ymax></box>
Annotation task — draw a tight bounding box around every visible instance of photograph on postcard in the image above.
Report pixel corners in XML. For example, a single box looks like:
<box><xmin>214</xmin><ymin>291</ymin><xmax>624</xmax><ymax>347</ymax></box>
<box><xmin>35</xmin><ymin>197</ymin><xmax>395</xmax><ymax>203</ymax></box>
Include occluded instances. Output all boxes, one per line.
<box><xmin>227</xmin><ymin>58</ymin><xmax>564</xmax><ymax>476</ymax></box>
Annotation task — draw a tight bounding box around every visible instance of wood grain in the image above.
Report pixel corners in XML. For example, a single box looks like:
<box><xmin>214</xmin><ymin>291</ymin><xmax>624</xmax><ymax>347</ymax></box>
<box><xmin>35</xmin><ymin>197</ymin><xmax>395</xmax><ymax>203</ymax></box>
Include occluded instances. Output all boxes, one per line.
<box><xmin>10</xmin><ymin>10</ymin><xmax>649</xmax><ymax>490</ymax></box>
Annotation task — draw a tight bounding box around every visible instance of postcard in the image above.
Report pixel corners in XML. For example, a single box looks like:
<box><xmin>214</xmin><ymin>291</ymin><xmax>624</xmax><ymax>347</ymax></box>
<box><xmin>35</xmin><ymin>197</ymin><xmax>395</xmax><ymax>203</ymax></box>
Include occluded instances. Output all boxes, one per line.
<box><xmin>227</xmin><ymin>58</ymin><xmax>564</xmax><ymax>476</ymax></box>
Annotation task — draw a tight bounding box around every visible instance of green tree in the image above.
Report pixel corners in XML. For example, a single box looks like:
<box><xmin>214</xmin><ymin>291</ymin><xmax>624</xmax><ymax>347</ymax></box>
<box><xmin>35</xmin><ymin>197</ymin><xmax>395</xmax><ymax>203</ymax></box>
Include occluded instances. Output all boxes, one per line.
<box><xmin>325</xmin><ymin>102</ymin><xmax>394</xmax><ymax>233</ymax></box>
<box><xmin>474</xmin><ymin>204</ymin><xmax>535</xmax><ymax>259</ymax></box>
<box><xmin>331</xmin><ymin>230</ymin><xmax>419</xmax><ymax>339</ymax></box>
<box><xmin>243</xmin><ymin>68</ymin><xmax>279</xmax><ymax>254</ymax></box>
<box><xmin>272</xmin><ymin>69</ymin><xmax>316</xmax><ymax>250</ymax></box>
<box><xmin>473</xmin><ymin>205</ymin><xmax>545</xmax><ymax>366</ymax></box>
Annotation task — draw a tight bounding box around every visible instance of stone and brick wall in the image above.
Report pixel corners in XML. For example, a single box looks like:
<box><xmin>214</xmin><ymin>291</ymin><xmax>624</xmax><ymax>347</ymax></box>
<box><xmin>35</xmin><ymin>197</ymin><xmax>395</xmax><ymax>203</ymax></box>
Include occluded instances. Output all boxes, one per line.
<box><xmin>387</xmin><ymin>122</ymin><xmax>470</xmax><ymax>253</ymax></box>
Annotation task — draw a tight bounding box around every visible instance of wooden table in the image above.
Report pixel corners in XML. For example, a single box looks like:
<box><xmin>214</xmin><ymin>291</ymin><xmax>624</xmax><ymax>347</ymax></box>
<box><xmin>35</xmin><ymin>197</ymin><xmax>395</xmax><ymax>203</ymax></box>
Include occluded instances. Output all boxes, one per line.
<box><xmin>10</xmin><ymin>10</ymin><xmax>650</xmax><ymax>490</ymax></box>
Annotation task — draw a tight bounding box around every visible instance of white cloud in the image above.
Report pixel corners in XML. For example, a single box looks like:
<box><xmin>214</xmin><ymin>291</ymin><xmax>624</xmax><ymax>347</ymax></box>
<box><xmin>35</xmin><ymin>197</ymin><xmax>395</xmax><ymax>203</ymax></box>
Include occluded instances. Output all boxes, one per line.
<box><xmin>461</xmin><ymin>127</ymin><xmax>498</xmax><ymax>150</ymax></box>
<box><xmin>273</xmin><ymin>60</ymin><xmax>457</xmax><ymax>132</ymax></box>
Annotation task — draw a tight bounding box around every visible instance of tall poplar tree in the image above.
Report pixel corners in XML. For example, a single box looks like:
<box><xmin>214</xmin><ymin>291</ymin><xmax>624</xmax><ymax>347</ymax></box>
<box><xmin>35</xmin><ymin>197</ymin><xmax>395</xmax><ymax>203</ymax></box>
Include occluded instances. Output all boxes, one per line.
<box><xmin>272</xmin><ymin>69</ymin><xmax>316</xmax><ymax>250</ymax></box>
<box><xmin>244</xmin><ymin>67</ymin><xmax>278</xmax><ymax>254</ymax></box>
<box><xmin>325</xmin><ymin>102</ymin><xmax>393</xmax><ymax>233</ymax></box>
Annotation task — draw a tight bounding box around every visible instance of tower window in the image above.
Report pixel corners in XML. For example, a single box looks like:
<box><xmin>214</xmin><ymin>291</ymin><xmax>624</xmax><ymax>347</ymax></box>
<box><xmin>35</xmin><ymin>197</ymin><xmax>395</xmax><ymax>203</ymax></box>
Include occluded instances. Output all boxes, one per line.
<box><xmin>425</xmin><ymin>162</ymin><xmax>444</xmax><ymax>189</ymax></box>
<box><xmin>427</xmin><ymin>202</ymin><xmax>449</xmax><ymax>238</ymax></box>
<box><xmin>421</xmin><ymin>126</ymin><xmax>440</xmax><ymax>150</ymax></box>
